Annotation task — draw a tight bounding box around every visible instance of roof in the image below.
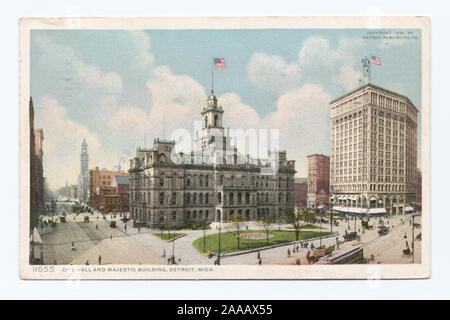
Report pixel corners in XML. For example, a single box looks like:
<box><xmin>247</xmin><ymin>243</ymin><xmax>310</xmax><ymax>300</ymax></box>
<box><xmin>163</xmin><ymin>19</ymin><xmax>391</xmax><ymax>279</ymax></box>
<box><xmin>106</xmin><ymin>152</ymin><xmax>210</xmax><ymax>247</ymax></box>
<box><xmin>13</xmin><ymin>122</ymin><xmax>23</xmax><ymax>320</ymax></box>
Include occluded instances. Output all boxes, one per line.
<box><xmin>329</xmin><ymin>83</ymin><xmax>418</xmax><ymax>112</ymax></box>
<box><xmin>294</xmin><ymin>177</ymin><xmax>308</xmax><ymax>184</ymax></box>
<box><xmin>114</xmin><ymin>175</ymin><xmax>130</xmax><ymax>185</ymax></box>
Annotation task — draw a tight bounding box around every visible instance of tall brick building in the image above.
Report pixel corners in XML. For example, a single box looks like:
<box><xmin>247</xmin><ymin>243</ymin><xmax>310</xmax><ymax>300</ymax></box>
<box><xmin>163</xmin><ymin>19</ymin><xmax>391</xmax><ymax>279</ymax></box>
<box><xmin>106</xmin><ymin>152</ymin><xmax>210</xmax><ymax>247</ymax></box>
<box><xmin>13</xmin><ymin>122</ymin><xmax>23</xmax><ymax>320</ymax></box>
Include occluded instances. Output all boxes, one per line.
<box><xmin>307</xmin><ymin>154</ymin><xmax>330</xmax><ymax>209</ymax></box>
<box><xmin>29</xmin><ymin>97</ymin><xmax>45</xmax><ymax>233</ymax></box>
<box><xmin>293</xmin><ymin>178</ymin><xmax>308</xmax><ymax>207</ymax></box>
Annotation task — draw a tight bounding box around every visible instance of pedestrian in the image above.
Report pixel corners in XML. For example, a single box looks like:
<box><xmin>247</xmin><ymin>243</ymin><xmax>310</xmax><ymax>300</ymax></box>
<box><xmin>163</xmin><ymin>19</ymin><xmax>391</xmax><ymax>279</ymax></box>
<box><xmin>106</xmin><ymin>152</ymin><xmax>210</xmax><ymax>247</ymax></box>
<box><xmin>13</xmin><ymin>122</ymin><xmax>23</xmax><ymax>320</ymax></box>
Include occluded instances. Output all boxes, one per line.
<box><xmin>295</xmin><ymin>258</ymin><xmax>301</xmax><ymax>265</ymax></box>
<box><xmin>404</xmin><ymin>232</ymin><xmax>407</xmax><ymax>239</ymax></box>
<box><xmin>98</xmin><ymin>255</ymin><xmax>102</xmax><ymax>265</ymax></box>
<box><xmin>287</xmin><ymin>248</ymin><xmax>291</xmax><ymax>258</ymax></box>
<box><xmin>85</xmin><ymin>260</ymin><xmax>89</xmax><ymax>265</ymax></box>
<box><xmin>257</xmin><ymin>251</ymin><xmax>261</xmax><ymax>259</ymax></box>
<box><xmin>296</xmin><ymin>245</ymin><xmax>299</xmax><ymax>252</ymax></box>
<box><xmin>110</xmin><ymin>235</ymin><xmax>112</xmax><ymax>240</ymax></box>
<box><xmin>258</xmin><ymin>258</ymin><xmax>262</xmax><ymax>265</ymax></box>
<box><xmin>163</xmin><ymin>249</ymin><xmax>166</xmax><ymax>259</ymax></box>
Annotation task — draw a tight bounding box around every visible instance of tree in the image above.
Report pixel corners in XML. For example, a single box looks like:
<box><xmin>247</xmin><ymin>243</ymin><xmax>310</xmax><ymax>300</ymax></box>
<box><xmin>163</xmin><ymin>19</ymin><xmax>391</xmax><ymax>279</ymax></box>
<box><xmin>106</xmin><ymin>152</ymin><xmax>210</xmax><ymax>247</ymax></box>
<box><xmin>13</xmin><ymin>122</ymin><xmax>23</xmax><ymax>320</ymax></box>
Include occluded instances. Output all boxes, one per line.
<box><xmin>302</xmin><ymin>209</ymin><xmax>317</xmax><ymax>225</ymax></box>
<box><xmin>227</xmin><ymin>213</ymin><xmax>247</xmax><ymax>249</ymax></box>
<box><xmin>286</xmin><ymin>208</ymin><xmax>303</xmax><ymax>241</ymax></box>
<box><xmin>259</xmin><ymin>215</ymin><xmax>276</xmax><ymax>245</ymax></box>
<box><xmin>198</xmin><ymin>219</ymin><xmax>210</xmax><ymax>253</ymax></box>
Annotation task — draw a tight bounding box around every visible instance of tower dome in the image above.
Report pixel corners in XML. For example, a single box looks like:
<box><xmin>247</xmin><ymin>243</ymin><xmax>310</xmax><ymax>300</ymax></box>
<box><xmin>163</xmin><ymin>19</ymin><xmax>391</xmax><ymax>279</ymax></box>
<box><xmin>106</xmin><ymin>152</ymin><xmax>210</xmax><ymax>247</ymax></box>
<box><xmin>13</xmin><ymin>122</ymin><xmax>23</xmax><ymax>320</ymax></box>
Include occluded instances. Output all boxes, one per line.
<box><xmin>207</xmin><ymin>90</ymin><xmax>218</xmax><ymax>108</ymax></box>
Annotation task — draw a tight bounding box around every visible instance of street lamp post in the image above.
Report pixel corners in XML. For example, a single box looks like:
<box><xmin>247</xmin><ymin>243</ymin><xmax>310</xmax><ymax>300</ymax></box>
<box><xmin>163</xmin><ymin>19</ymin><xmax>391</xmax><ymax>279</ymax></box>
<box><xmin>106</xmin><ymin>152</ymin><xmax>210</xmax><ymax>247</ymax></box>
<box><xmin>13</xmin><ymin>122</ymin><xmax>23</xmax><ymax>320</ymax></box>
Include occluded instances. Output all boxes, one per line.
<box><xmin>172</xmin><ymin>237</ymin><xmax>175</xmax><ymax>264</ymax></box>
<box><xmin>412</xmin><ymin>214</ymin><xmax>415</xmax><ymax>263</ymax></box>
<box><xmin>330</xmin><ymin>205</ymin><xmax>333</xmax><ymax>234</ymax></box>
<box><xmin>319</xmin><ymin>209</ymin><xmax>323</xmax><ymax>247</ymax></box>
<box><xmin>217</xmin><ymin>223</ymin><xmax>221</xmax><ymax>265</ymax></box>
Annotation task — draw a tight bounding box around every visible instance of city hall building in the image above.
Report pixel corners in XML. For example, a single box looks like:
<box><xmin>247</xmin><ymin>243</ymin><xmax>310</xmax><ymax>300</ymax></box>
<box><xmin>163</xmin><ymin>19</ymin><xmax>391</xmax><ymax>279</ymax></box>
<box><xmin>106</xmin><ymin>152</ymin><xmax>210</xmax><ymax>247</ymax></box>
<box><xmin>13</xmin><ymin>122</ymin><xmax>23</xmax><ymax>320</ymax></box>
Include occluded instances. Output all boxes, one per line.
<box><xmin>129</xmin><ymin>90</ymin><xmax>296</xmax><ymax>228</ymax></box>
<box><xmin>329</xmin><ymin>84</ymin><xmax>418</xmax><ymax>216</ymax></box>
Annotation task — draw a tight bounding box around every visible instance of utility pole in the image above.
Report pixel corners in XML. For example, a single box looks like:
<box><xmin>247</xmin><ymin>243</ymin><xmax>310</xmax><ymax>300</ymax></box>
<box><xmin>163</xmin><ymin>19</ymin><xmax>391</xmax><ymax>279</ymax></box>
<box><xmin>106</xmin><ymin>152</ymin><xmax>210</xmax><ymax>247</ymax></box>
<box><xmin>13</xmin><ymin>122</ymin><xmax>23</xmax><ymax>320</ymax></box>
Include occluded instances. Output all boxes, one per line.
<box><xmin>217</xmin><ymin>222</ymin><xmax>221</xmax><ymax>265</ymax></box>
<box><xmin>319</xmin><ymin>209</ymin><xmax>323</xmax><ymax>247</ymax></box>
<box><xmin>411</xmin><ymin>214</ymin><xmax>415</xmax><ymax>263</ymax></box>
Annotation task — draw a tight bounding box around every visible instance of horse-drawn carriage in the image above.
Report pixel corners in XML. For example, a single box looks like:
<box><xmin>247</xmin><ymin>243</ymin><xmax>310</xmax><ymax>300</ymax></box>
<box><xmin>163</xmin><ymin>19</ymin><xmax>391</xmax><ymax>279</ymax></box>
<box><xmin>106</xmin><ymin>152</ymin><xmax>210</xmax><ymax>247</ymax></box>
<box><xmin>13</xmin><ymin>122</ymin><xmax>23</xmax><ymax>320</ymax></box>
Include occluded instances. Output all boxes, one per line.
<box><xmin>343</xmin><ymin>231</ymin><xmax>360</xmax><ymax>242</ymax></box>
<box><xmin>378</xmin><ymin>225</ymin><xmax>389</xmax><ymax>236</ymax></box>
<box><xmin>361</xmin><ymin>220</ymin><xmax>373</xmax><ymax>230</ymax></box>
<box><xmin>306</xmin><ymin>246</ymin><xmax>333</xmax><ymax>264</ymax></box>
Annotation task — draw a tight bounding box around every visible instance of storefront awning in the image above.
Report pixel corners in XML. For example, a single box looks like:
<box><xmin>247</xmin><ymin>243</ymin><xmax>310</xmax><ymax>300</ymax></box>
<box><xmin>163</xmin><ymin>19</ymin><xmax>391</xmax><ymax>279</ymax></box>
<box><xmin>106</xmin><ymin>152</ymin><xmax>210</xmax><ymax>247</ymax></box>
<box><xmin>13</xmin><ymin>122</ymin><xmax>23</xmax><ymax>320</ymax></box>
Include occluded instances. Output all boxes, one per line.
<box><xmin>368</xmin><ymin>208</ymin><xmax>387</xmax><ymax>215</ymax></box>
<box><xmin>405</xmin><ymin>206</ymin><xmax>415</xmax><ymax>212</ymax></box>
<box><xmin>30</xmin><ymin>227</ymin><xmax>42</xmax><ymax>245</ymax></box>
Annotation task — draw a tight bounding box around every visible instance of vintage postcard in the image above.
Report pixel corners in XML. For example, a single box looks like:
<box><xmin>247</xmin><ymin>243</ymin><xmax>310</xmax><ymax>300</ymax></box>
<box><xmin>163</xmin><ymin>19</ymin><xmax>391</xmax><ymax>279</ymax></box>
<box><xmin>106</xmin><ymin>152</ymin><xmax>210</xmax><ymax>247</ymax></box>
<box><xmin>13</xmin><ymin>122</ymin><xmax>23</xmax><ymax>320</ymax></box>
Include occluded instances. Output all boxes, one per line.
<box><xmin>19</xmin><ymin>16</ymin><xmax>430</xmax><ymax>279</ymax></box>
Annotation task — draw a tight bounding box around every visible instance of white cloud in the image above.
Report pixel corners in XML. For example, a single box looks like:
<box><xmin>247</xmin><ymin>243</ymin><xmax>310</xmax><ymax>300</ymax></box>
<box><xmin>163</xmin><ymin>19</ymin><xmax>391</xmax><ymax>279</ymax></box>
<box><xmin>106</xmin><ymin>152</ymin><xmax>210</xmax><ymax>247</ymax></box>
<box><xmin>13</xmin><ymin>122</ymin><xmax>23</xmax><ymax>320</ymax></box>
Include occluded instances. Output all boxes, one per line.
<box><xmin>247</xmin><ymin>35</ymin><xmax>366</xmax><ymax>95</ymax></box>
<box><xmin>332</xmin><ymin>65</ymin><xmax>363</xmax><ymax>91</ymax></box>
<box><xmin>264</xmin><ymin>84</ymin><xmax>332</xmax><ymax>176</ymax></box>
<box><xmin>146</xmin><ymin>66</ymin><xmax>207</xmax><ymax>136</ymax></box>
<box><xmin>247</xmin><ymin>52</ymin><xmax>301</xmax><ymax>92</ymax></box>
<box><xmin>78</xmin><ymin>64</ymin><xmax>123</xmax><ymax>93</ymax></box>
<box><xmin>218</xmin><ymin>92</ymin><xmax>261</xmax><ymax>130</ymax></box>
<box><xmin>35</xmin><ymin>95</ymin><xmax>101</xmax><ymax>189</ymax></box>
<box><xmin>298</xmin><ymin>36</ymin><xmax>339</xmax><ymax>69</ymax></box>
<box><xmin>128</xmin><ymin>30</ymin><xmax>155</xmax><ymax>68</ymax></box>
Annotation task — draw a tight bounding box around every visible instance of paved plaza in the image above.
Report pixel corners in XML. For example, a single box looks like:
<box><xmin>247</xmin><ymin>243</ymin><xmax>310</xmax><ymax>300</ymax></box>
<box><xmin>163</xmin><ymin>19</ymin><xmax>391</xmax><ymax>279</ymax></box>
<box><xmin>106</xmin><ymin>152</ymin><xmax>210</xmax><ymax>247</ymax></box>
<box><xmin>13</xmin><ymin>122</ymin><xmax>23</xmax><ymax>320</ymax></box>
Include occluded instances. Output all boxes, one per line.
<box><xmin>38</xmin><ymin>204</ymin><xmax>422</xmax><ymax>266</ymax></box>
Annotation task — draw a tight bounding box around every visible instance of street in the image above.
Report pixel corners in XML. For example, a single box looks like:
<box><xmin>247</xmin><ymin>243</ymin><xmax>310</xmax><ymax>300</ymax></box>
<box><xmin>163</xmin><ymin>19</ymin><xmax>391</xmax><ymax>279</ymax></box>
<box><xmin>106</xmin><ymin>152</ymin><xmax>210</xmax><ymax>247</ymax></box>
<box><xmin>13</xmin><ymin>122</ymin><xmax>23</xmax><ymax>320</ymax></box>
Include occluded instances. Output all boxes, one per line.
<box><xmin>38</xmin><ymin>205</ymin><xmax>421</xmax><ymax>266</ymax></box>
<box><xmin>40</xmin><ymin>214</ymin><xmax>164</xmax><ymax>265</ymax></box>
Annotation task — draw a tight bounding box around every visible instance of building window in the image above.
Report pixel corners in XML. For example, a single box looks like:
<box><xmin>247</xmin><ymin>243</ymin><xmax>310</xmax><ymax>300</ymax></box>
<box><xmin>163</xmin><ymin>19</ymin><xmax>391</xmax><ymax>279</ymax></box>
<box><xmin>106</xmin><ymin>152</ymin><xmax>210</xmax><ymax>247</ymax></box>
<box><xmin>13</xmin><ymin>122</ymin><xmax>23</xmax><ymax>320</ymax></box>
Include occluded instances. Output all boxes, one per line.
<box><xmin>159</xmin><ymin>192</ymin><xmax>164</xmax><ymax>205</ymax></box>
<box><xmin>172</xmin><ymin>192</ymin><xmax>176</xmax><ymax>205</ymax></box>
<box><xmin>218</xmin><ymin>192</ymin><xmax>222</xmax><ymax>204</ymax></box>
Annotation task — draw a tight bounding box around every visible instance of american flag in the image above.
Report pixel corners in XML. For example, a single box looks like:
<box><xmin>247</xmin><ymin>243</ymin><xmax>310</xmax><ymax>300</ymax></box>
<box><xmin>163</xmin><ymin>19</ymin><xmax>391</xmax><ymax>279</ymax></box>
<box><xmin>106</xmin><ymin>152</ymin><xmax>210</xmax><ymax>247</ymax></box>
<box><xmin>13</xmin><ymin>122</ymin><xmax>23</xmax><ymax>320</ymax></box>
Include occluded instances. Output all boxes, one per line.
<box><xmin>214</xmin><ymin>58</ymin><xmax>227</xmax><ymax>69</ymax></box>
<box><xmin>372</xmin><ymin>56</ymin><xmax>381</xmax><ymax>66</ymax></box>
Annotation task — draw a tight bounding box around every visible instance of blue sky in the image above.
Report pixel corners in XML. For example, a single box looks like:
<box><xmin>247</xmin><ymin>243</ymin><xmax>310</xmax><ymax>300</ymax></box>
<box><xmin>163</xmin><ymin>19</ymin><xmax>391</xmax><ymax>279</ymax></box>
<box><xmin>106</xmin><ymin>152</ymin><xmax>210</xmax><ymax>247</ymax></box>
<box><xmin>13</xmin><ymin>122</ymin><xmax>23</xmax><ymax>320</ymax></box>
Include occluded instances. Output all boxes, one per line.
<box><xmin>31</xmin><ymin>28</ymin><xmax>422</xmax><ymax>190</ymax></box>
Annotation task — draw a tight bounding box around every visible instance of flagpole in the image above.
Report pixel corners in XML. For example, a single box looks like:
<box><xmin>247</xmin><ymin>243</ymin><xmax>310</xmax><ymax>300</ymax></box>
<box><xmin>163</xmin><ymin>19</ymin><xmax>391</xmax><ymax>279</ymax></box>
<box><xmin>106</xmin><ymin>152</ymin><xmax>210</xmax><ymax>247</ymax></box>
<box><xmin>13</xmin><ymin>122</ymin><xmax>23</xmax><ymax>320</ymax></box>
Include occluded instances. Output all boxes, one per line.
<box><xmin>211</xmin><ymin>57</ymin><xmax>214</xmax><ymax>91</ymax></box>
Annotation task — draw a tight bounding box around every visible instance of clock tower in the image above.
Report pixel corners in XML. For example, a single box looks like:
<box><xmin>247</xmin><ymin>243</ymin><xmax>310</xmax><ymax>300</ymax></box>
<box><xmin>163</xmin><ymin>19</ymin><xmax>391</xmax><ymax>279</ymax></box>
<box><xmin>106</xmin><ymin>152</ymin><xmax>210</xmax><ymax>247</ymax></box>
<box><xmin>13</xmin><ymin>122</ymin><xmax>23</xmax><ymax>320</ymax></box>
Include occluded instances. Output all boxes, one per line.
<box><xmin>198</xmin><ymin>90</ymin><xmax>226</xmax><ymax>151</ymax></box>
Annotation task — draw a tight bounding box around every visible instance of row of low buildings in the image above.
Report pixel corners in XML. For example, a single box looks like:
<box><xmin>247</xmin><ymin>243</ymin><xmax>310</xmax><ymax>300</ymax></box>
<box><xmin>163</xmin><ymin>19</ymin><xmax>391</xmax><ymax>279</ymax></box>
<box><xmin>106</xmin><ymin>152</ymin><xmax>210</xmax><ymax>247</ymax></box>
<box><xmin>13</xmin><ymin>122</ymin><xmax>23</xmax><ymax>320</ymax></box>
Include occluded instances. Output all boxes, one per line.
<box><xmin>89</xmin><ymin>167</ymin><xmax>130</xmax><ymax>212</ymax></box>
<box><xmin>70</xmin><ymin>138</ymin><xmax>131</xmax><ymax>213</ymax></box>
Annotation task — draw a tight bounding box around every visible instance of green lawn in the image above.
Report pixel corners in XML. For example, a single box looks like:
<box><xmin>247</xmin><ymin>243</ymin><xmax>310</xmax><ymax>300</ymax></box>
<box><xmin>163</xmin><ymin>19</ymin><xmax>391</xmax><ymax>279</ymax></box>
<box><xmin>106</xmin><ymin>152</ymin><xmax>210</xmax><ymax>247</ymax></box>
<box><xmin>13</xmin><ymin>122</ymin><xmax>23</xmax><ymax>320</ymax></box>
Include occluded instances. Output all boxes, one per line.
<box><xmin>153</xmin><ymin>232</ymin><xmax>186</xmax><ymax>241</ymax></box>
<box><xmin>192</xmin><ymin>230</ymin><xmax>334</xmax><ymax>254</ymax></box>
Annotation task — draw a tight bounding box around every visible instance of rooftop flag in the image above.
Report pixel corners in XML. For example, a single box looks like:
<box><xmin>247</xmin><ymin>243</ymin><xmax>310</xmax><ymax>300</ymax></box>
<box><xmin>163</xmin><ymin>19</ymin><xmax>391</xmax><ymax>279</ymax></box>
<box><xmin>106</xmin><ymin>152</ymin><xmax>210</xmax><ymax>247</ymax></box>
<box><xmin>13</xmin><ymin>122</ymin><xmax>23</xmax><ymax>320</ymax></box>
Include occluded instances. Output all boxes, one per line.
<box><xmin>371</xmin><ymin>56</ymin><xmax>381</xmax><ymax>66</ymax></box>
<box><xmin>214</xmin><ymin>58</ymin><xmax>227</xmax><ymax>69</ymax></box>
